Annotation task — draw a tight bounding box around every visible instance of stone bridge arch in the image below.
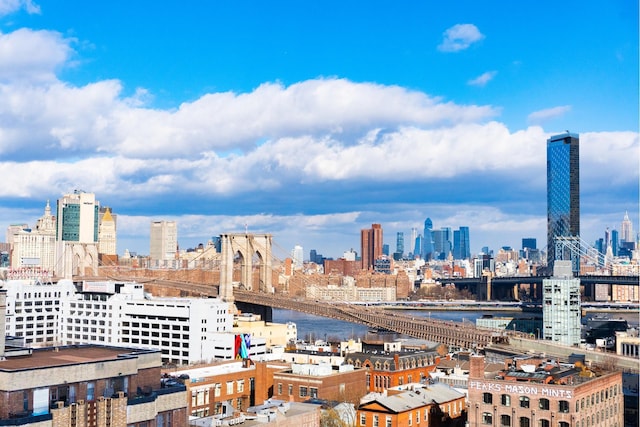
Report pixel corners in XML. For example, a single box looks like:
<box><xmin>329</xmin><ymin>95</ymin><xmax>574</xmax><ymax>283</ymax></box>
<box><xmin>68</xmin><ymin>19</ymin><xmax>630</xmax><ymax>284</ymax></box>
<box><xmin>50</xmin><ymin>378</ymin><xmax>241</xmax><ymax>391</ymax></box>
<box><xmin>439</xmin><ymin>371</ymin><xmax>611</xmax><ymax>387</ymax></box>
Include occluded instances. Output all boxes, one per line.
<box><xmin>219</xmin><ymin>233</ymin><xmax>273</xmax><ymax>302</ymax></box>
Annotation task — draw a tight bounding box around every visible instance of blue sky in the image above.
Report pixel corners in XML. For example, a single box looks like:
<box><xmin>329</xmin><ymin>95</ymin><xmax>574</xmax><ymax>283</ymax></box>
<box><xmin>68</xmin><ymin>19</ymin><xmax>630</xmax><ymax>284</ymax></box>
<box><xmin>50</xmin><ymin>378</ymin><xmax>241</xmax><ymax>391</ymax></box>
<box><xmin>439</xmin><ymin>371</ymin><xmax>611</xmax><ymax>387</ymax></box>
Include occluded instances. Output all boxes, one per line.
<box><xmin>0</xmin><ymin>0</ymin><xmax>637</xmax><ymax>260</ymax></box>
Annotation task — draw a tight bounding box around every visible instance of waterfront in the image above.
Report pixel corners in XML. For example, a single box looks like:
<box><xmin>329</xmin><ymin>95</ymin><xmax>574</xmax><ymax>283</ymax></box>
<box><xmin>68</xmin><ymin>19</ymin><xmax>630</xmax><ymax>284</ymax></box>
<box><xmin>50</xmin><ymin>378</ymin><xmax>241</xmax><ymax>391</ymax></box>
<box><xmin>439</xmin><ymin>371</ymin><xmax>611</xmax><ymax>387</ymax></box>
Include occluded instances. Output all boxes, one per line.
<box><xmin>272</xmin><ymin>308</ymin><xmax>640</xmax><ymax>342</ymax></box>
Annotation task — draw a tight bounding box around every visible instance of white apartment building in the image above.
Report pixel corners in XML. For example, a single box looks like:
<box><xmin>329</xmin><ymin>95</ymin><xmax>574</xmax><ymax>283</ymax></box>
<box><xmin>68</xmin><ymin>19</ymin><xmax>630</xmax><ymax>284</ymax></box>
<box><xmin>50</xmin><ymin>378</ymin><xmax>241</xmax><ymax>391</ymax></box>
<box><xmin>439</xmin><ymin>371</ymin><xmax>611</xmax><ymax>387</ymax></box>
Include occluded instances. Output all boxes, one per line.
<box><xmin>542</xmin><ymin>260</ymin><xmax>581</xmax><ymax>346</ymax></box>
<box><xmin>3</xmin><ymin>278</ymin><xmax>268</xmax><ymax>365</ymax></box>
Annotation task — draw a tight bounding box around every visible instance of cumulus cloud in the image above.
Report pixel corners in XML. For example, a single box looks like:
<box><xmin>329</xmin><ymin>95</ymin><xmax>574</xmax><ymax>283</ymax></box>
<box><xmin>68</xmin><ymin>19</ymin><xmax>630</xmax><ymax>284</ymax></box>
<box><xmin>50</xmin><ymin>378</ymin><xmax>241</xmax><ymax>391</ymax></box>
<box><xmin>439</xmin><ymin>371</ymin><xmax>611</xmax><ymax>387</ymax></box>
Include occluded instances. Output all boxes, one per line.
<box><xmin>438</xmin><ymin>24</ymin><xmax>485</xmax><ymax>52</ymax></box>
<box><xmin>468</xmin><ymin>71</ymin><xmax>497</xmax><ymax>87</ymax></box>
<box><xmin>527</xmin><ymin>105</ymin><xmax>572</xmax><ymax>125</ymax></box>
<box><xmin>0</xmin><ymin>28</ymin><xmax>73</xmax><ymax>83</ymax></box>
<box><xmin>0</xmin><ymin>0</ymin><xmax>40</xmax><ymax>16</ymax></box>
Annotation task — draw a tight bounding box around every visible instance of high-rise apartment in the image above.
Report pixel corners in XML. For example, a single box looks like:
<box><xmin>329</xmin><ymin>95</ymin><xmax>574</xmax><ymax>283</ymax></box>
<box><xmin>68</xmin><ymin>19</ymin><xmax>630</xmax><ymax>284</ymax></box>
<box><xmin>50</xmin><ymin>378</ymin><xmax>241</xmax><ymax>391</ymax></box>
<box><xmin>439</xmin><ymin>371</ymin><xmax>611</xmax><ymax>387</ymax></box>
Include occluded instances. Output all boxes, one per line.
<box><xmin>546</xmin><ymin>132</ymin><xmax>580</xmax><ymax>271</ymax></box>
<box><xmin>150</xmin><ymin>220</ymin><xmax>178</xmax><ymax>261</ymax></box>
<box><xmin>542</xmin><ymin>260</ymin><xmax>581</xmax><ymax>346</ymax></box>
<box><xmin>360</xmin><ymin>223</ymin><xmax>383</xmax><ymax>270</ymax></box>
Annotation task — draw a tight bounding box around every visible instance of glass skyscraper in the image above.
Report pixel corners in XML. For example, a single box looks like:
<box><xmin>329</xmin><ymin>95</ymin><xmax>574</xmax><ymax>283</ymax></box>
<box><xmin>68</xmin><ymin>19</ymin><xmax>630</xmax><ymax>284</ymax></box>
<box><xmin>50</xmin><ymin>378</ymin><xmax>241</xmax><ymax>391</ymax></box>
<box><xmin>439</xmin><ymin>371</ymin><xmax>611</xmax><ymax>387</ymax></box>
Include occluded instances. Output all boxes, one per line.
<box><xmin>546</xmin><ymin>132</ymin><xmax>580</xmax><ymax>270</ymax></box>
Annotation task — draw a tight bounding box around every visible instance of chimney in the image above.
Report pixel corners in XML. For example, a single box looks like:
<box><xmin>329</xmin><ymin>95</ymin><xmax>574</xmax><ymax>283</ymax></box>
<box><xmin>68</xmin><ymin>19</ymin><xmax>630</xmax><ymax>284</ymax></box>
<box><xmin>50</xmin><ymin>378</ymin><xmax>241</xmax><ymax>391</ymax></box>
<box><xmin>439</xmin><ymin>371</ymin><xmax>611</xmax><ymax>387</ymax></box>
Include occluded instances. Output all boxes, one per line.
<box><xmin>469</xmin><ymin>354</ymin><xmax>485</xmax><ymax>379</ymax></box>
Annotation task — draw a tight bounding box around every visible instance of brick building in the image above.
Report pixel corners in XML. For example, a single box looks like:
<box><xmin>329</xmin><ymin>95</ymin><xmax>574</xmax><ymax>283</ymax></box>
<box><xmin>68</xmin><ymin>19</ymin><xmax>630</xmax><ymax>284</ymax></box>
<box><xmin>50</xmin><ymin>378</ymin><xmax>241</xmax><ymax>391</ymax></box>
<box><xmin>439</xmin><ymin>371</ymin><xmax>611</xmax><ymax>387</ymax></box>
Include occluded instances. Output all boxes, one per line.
<box><xmin>0</xmin><ymin>344</ymin><xmax>187</xmax><ymax>427</ymax></box>
<box><xmin>467</xmin><ymin>354</ymin><xmax>623</xmax><ymax>427</ymax></box>
<box><xmin>271</xmin><ymin>363</ymin><xmax>368</xmax><ymax>404</ymax></box>
<box><xmin>357</xmin><ymin>382</ymin><xmax>466</xmax><ymax>427</ymax></box>
<box><xmin>169</xmin><ymin>360</ymin><xmax>289</xmax><ymax>418</ymax></box>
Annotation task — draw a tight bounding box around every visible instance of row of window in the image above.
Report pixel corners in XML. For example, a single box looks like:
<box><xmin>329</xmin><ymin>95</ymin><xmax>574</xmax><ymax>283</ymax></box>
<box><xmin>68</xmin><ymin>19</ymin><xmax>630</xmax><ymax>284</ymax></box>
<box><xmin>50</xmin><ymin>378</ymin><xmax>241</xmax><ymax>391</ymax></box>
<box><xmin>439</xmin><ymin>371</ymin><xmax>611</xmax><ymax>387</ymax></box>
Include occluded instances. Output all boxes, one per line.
<box><xmin>481</xmin><ymin>409</ymin><xmax>618</xmax><ymax>427</ymax></box>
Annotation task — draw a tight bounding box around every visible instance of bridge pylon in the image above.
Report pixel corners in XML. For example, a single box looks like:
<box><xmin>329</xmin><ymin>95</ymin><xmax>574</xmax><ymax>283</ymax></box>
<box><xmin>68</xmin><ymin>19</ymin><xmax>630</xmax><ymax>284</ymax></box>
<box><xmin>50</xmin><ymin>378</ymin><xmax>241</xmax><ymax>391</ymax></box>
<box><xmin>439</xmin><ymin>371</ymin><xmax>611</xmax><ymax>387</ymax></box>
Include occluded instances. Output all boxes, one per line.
<box><xmin>219</xmin><ymin>233</ymin><xmax>273</xmax><ymax>302</ymax></box>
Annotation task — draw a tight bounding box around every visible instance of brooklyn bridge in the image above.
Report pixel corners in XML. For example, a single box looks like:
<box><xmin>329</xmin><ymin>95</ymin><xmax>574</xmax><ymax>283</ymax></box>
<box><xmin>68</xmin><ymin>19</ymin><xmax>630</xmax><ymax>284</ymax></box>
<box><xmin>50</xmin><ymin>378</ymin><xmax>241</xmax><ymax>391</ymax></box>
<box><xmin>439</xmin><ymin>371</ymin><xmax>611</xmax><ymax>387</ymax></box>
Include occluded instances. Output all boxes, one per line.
<box><xmin>80</xmin><ymin>232</ymin><xmax>638</xmax><ymax>365</ymax></box>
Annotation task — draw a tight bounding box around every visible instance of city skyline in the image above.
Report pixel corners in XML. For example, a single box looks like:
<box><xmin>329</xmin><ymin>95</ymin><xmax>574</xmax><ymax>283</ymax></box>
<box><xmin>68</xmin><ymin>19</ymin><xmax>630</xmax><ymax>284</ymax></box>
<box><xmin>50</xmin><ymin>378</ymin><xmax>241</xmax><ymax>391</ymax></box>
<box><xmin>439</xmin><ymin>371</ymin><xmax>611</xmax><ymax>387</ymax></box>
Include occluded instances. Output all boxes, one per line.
<box><xmin>0</xmin><ymin>1</ymin><xmax>637</xmax><ymax>260</ymax></box>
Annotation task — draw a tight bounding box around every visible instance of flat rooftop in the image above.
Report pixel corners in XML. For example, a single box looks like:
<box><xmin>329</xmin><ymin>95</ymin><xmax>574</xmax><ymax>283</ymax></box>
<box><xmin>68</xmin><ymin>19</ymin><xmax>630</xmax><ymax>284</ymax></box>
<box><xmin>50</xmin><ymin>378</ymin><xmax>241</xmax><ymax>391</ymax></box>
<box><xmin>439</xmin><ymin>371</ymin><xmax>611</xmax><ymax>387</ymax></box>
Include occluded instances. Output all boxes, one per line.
<box><xmin>0</xmin><ymin>345</ymin><xmax>156</xmax><ymax>371</ymax></box>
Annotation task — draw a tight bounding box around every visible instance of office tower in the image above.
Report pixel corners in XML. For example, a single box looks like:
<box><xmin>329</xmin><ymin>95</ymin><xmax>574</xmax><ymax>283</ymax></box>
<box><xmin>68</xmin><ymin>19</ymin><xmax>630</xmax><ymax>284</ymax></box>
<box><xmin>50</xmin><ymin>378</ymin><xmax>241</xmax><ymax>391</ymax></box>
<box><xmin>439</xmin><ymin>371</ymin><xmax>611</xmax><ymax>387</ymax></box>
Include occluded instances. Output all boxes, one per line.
<box><xmin>453</xmin><ymin>226</ymin><xmax>470</xmax><ymax>260</ymax></box>
<box><xmin>422</xmin><ymin>218</ymin><xmax>434</xmax><ymax>260</ymax></box>
<box><xmin>150</xmin><ymin>220</ymin><xmax>178</xmax><ymax>261</ymax></box>
<box><xmin>360</xmin><ymin>223</ymin><xmax>383</xmax><ymax>270</ymax></box>
<box><xmin>56</xmin><ymin>191</ymin><xmax>100</xmax><ymax>277</ymax></box>
<box><xmin>98</xmin><ymin>207</ymin><xmax>117</xmax><ymax>256</ymax></box>
<box><xmin>413</xmin><ymin>234</ymin><xmax>423</xmax><ymax>259</ymax></box>
<box><xmin>291</xmin><ymin>244</ymin><xmax>303</xmax><ymax>269</ymax></box>
<box><xmin>542</xmin><ymin>261</ymin><xmax>581</xmax><ymax>346</ymax></box>
<box><xmin>382</xmin><ymin>244</ymin><xmax>389</xmax><ymax>256</ymax></box>
<box><xmin>621</xmin><ymin>211</ymin><xmax>633</xmax><ymax>242</ymax></box>
<box><xmin>409</xmin><ymin>227</ymin><xmax>418</xmax><ymax>254</ymax></box>
<box><xmin>611</xmin><ymin>229</ymin><xmax>619</xmax><ymax>257</ymax></box>
<box><xmin>595</xmin><ymin>238</ymin><xmax>604</xmax><ymax>255</ymax></box>
<box><xmin>546</xmin><ymin>132</ymin><xmax>580</xmax><ymax>271</ymax></box>
<box><xmin>432</xmin><ymin>227</ymin><xmax>452</xmax><ymax>260</ymax></box>
<box><xmin>522</xmin><ymin>238</ymin><xmax>537</xmax><ymax>251</ymax></box>
<box><xmin>395</xmin><ymin>232</ymin><xmax>404</xmax><ymax>257</ymax></box>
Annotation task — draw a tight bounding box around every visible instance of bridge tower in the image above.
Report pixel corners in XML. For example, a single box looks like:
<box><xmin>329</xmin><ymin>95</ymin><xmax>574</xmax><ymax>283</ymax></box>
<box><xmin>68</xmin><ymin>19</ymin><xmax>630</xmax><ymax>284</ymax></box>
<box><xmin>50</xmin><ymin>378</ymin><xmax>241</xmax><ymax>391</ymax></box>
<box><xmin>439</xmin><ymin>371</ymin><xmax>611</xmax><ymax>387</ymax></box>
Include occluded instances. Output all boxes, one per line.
<box><xmin>219</xmin><ymin>233</ymin><xmax>273</xmax><ymax>302</ymax></box>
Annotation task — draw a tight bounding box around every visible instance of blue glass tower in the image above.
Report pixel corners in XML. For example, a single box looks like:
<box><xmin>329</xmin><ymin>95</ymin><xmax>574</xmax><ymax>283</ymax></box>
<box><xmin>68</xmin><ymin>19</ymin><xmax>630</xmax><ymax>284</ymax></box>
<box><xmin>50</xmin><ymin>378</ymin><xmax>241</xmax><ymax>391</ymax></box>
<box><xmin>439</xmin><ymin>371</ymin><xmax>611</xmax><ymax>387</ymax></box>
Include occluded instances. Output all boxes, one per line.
<box><xmin>547</xmin><ymin>132</ymin><xmax>580</xmax><ymax>270</ymax></box>
<box><xmin>453</xmin><ymin>226</ymin><xmax>470</xmax><ymax>259</ymax></box>
<box><xmin>422</xmin><ymin>218</ymin><xmax>434</xmax><ymax>260</ymax></box>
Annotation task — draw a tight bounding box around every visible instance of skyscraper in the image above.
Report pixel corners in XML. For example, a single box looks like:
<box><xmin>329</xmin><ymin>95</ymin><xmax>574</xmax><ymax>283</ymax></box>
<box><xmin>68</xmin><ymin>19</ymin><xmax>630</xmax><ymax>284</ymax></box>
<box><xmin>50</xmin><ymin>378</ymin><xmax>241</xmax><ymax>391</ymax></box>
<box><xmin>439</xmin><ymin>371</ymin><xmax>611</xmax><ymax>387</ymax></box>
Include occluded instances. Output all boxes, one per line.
<box><xmin>621</xmin><ymin>211</ymin><xmax>633</xmax><ymax>243</ymax></box>
<box><xmin>360</xmin><ymin>223</ymin><xmax>383</xmax><ymax>270</ymax></box>
<box><xmin>98</xmin><ymin>207</ymin><xmax>117</xmax><ymax>257</ymax></box>
<box><xmin>546</xmin><ymin>132</ymin><xmax>580</xmax><ymax>271</ymax></box>
<box><xmin>453</xmin><ymin>226</ymin><xmax>470</xmax><ymax>260</ymax></box>
<box><xmin>422</xmin><ymin>218</ymin><xmax>434</xmax><ymax>260</ymax></box>
<box><xmin>291</xmin><ymin>244</ymin><xmax>303</xmax><ymax>269</ymax></box>
<box><xmin>432</xmin><ymin>227</ymin><xmax>452</xmax><ymax>260</ymax></box>
<box><xmin>150</xmin><ymin>220</ymin><xmax>178</xmax><ymax>262</ymax></box>
<box><xmin>395</xmin><ymin>232</ymin><xmax>404</xmax><ymax>259</ymax></box>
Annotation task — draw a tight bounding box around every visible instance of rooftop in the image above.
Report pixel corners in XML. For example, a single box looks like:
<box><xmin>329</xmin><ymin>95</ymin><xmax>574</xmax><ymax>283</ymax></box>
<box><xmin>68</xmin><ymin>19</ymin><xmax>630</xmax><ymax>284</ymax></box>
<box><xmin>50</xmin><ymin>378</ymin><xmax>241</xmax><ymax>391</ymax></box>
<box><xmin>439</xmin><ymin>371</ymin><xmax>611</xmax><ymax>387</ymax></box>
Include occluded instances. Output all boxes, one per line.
<box><xmin>0</xmin><ymin>345</ymin><xmax>157</xmax><ymax>371</ymax></box>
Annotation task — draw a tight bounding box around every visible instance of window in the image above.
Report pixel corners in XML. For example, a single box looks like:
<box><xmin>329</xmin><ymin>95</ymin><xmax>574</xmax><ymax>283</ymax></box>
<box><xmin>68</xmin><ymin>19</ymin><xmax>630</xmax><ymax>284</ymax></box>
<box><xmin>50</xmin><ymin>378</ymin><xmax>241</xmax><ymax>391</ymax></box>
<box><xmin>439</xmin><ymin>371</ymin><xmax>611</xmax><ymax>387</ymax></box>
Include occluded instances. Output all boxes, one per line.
<box><xmin>299</xmin><ymin>386</ymin><xmax>308</xmax><ymax>397</ymax></box>
<box><xmin>277</xmin><ymin>384</ymin><xmax>282</xmax><ymax>395</ymax></box>
<box><xmin>482</xmin><ymin>412</ymin><xmax>492</xmax><ymax>424</ymax></box>
<box><xmin>520</xmin><ymin>396</ymin><xmax>530</xmax><ymax>408</ymax></box>
<box><xmin>214</xmin><ymin>384</ymin><xmax>221</xmax><ymax>397</ymax></box>
<box><xmin>501</xmin><ymin>394</ymin><xmax>511</xmax><ymax>406</ymax></box>
<box><xmin>559</xmin><ymin>400</ymin><xmax>569</xmax><ymax>413</ymax></box>
<box><xmin>539</xmin><ymin>419</ymin><xmax>549</xmax><ymax>427</ymax></box>
<box><xmin>237</xmin><ymin>380</ymin><xmax>244</xmax><ymax>393</ymax></box>
<box><xmin>288</xmin><ymin>385</ymin><xmax>293</xmax><ymax>395</ymax></box>
<box><xmin>483</xmin><ymin>393</ymin><xmax>493</xmax><ymax>404</ymax></box>
<box><xmin>226</xmin><ymin>381</ymin><xmax>234</xmax><ymax>394</ymax></box>
<box><xmin>87</xmin><ymin>382</ymin><xmax>95</xmax><ymax>401</ymax></box>
<box><xmin>360</xmin><ymin>414</ymin><xmax>366</xmax><ymax>426</ymax></box>
<box><xmin>500</xmin><ymin>415</ymin><xmax>511</xmax><ymax>427</ymax></box>
<box><xmin>539</xmin><ymin>398</ymin><xmax>549</xmax><ymax>410</ymax></box>
<box><xmin>310</xmin><ymin>387</ymin><xmax>318</xmax><ymax>398</ymax></box>
<box><xmin>373</xmin><ymin>415</ymin><xmax>379</xmax><ymax>427</ymax></box>
<box><xmin>386</xmin><ymin>416</ymin><xmax>392</xmax><ymax>427</ymax></box>
<box><xmin>559</xmin><ymin>423</ymin><xmax>569</xmax><ymax>427</ymax></box>
<box><xmin>519</xmin><ymin>417</ymin><xmax>530</xmax><ymax>427</ymax></box>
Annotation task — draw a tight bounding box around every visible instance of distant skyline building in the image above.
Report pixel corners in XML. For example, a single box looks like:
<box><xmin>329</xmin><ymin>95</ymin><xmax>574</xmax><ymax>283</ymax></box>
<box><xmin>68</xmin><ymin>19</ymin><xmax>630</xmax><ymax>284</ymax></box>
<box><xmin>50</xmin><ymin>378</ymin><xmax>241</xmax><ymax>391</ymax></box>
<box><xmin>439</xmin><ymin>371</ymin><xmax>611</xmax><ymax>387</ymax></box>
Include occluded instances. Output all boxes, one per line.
<box><xmin>522</xmin><ymin>238</ymin><xmax>537</xmax><ymax>250</ymax></box>
<box><xmin>413</xmin><ymin>234</ymin><xmax>423</xmax><ymax>259</ymax></box>
<box><xmin>360</xmin><ymin>223</ymin><xmax>383</xmax><ymax>270</ymax></box>
<box><xmin>56</xmin><ymin>190</ymin><xmax>100</xmax><ymax>277</ymax></box>
<box><xmin>150</xmin><ymin>220</ymin><xmax>178</xmax><ymax>262</ymax></box>
<box><xmin>611</xmin><ymin>229</ymin><xmax>619</xmax><ymax>257</ymax></box>
<box><xmin>546</xmin><ymin>132</ymin><xmax>580</xmax><ymax>271</ymax></box>
<box><xmin>10</xmin><ymin>201</ymin><xmax>56</xmax><ymax>274</ymax></box>
<box><xmin>395</xmin><ymin>232</ymin><xmax>404</xmax><ymax>259</ymax></box>
<box><xmin>453</xmin><ymin>226</ymin><xmax>470</xmax><ymax>260</ymax></box>
<box><xmin>422</xmin><ymin>218</ymin><xmax>434</xmax><ymax>260</ymax></box>
<box><xmin>621</xmin><ymin>211</ymin><xmax>633</xmax><ymax>243</ymax></box>
<box><xmin>291</xmin><ymin>244</ymin><xmax>303</xmax><ymax>269</ymax></box>
<box><xmin>432</xmin><ymin>227</ymin><xmax>452</xmax><ymax>260</ymax></box>
<box><xmin>98</xmin><ymin>207</ymin><xmax>117</xmax><ymax>256</ymax></box>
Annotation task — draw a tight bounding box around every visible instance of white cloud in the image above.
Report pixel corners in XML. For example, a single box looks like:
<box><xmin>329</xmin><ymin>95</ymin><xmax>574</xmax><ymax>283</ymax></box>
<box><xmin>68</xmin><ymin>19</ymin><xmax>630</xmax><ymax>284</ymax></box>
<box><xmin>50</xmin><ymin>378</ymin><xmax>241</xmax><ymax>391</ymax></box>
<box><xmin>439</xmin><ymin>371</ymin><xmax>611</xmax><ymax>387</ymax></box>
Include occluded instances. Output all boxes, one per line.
<box><xmin>468</xmin><ymin>71</ymin><xmax>497</xmax><ymax>87</ymax></box>
<box><xmin>0</xmin><ymin>0</ymin><xmax>40</xmax><ymax>16</ymax></box>
<box><xmin>438</xmin><ymin>24</ymin><xmax>485</xmax><ymax>52</ymax></box>
<box><xmin>0</xmin><ymin>28</ymin><xmax>72</xmax><ymax>83</ymax></box>
<box><xmin>527</xmin><ymin>105</ymin><xmax>572</xmax><ymax>125</ymax></box>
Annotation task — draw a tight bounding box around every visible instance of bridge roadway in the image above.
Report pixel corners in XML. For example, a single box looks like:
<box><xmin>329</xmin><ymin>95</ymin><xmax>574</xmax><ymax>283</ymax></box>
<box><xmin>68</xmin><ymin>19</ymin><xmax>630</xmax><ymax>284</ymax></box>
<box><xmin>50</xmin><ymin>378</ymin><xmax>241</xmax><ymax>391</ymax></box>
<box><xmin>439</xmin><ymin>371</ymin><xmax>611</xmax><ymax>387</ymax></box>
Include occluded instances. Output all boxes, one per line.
<box><xmin>131</xmin><ymin>277</ymin><xmax>516</xmax><ymax>350</ymax></box>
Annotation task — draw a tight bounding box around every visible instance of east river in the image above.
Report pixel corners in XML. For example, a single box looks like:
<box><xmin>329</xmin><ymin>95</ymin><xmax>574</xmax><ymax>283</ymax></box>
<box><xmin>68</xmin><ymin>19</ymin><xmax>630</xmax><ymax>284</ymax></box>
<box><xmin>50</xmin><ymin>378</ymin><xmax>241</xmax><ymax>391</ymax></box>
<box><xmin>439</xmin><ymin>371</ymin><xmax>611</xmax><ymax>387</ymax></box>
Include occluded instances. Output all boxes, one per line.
<box><xmin>272</xmin><ymin>308</ymin><xmax>640</xmax><ymax>342</ymax></box>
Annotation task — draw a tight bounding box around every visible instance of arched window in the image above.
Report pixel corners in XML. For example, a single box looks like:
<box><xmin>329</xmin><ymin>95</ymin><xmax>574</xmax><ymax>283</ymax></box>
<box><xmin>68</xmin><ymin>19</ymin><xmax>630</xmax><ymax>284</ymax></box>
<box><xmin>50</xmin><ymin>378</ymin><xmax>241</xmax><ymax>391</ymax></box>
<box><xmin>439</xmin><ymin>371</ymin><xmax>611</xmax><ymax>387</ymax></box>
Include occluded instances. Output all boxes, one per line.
<box><xmin>539</xmin><ymin>419</ymin><xmax>550</xmax><ymax>427</ymax></box>
<box><xmin>539</xmin><ymin>398</ymin><xmax>550</xmax><ymax>410</ymax></box>
<box><xmin>519</xmin><ymin>416</ymin><xmax>530</xmax><ymax>427</ymax></box>
<box><xmin>500</xmin><ymin>415</ymin><xmax>511</xmax><ymax>427</ymax></box>
<box><xmin>520</xmin><ymin>396</ymin><xmax>530</xmax><ymax>408</ymax></box>
<box><xmin>482</xmin><ymin>393</ymin><xmax>493</xmax><ymax>404</ymax></box>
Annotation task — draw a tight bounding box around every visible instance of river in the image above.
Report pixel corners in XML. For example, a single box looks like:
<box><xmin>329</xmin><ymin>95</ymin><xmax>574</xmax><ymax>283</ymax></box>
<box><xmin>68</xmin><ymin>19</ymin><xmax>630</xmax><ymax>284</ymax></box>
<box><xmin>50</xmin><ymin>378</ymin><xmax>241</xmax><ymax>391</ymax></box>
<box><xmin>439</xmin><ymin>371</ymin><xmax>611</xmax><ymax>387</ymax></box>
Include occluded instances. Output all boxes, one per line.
<box><xmin>272</xmin><ymin>308</ymin><xmax>640</xmax><ymax>342</ymax></box>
